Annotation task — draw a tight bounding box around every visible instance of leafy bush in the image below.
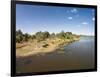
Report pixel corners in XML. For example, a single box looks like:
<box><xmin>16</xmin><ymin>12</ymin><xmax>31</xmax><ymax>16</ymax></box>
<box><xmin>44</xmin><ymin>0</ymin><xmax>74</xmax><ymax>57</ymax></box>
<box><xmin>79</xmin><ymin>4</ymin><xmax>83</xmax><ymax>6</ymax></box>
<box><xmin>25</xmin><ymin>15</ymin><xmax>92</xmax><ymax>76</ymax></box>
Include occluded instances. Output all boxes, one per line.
<box><xmin>16</xmin><ymin>29</ymin><xmax>79</xmax><ymax>43</ymax></box>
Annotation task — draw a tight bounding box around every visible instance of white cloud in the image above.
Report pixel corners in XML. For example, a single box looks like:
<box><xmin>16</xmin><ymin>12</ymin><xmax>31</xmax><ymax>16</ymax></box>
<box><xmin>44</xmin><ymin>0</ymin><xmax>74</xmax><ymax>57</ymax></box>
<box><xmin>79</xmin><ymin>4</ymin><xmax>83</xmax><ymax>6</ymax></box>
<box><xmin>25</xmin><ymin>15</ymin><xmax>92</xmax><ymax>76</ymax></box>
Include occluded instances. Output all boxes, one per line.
<box><xmin>92</xmin><ymin>17</ymin><xmax>95</xmax><ymax>21</ymax></box>
<box><xmin>68</xmin><ymin>17</ymin><xmax>73</xmax><ymax>20</ymax></box>
<box><xmin>71</xmin><ymin>8</ymin><xmax>78</xmax><ymax>13</ymax></box>
<box><xmin>82</xmin><ymin>22</ymin><xmax>88</xmax><ymax>25</ymax></box>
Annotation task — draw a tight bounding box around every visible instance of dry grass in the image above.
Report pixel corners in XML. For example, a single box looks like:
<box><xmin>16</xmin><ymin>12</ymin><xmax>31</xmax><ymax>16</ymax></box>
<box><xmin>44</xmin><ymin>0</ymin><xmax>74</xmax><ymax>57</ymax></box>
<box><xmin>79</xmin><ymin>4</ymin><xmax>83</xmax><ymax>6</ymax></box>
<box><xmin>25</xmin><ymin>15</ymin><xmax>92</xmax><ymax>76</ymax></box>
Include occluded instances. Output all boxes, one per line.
<box><xmin>16</xmin><ymin>38</ymin><xmax>80</xmax><ymax>57</ymax></box>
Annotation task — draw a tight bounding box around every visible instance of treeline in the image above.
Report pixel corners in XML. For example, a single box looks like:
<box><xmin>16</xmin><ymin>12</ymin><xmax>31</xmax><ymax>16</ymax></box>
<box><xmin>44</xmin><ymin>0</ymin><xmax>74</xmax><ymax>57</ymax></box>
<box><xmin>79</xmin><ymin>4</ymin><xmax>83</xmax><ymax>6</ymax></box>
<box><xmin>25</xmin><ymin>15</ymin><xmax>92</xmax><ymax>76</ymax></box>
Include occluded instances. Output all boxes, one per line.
<box><xmin>16</xmin><ymin>29</ymin><xmax>79</xmax><ymax>43</ymax></box>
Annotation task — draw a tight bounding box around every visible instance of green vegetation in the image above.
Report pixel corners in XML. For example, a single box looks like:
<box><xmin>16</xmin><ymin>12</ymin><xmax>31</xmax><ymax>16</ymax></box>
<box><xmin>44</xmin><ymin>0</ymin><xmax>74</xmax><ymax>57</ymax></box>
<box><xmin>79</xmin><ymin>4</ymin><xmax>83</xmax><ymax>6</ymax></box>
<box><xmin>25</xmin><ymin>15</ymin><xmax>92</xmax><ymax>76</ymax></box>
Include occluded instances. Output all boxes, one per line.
<box><xmin>16</xmin><ymin>30</ymin><xmax>33</xmax><ymax>43</ymax></box>
<box><xmin>16</xmin><ymin>29</ymin><xmax>80</xmax><ymax>43</ymax></box>
<box><xmin>16</xmin><ymin>29</ymin><xmax>80</xmax><ymax>57</ymax></box>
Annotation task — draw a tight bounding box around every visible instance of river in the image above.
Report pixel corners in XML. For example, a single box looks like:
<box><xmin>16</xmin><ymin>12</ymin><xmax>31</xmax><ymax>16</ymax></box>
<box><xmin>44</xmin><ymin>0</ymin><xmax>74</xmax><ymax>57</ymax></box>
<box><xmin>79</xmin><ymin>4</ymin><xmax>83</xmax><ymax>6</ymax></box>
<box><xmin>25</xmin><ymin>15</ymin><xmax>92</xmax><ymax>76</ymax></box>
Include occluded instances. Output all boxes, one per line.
<box><xmin>16</xmin><ymin>36</ymin><xmax>95</xmax><ymax>73</ymax></box>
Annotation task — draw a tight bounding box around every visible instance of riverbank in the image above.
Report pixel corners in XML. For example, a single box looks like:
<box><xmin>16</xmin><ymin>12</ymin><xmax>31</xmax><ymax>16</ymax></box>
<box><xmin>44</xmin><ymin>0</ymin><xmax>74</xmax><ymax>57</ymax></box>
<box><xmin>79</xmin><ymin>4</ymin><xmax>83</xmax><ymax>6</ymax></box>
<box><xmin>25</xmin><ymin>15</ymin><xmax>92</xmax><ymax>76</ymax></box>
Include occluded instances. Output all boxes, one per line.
<box><xmin>16</xmin><ymin>37</ymin><xmax>80</xmax><ymax>57</ymax></box>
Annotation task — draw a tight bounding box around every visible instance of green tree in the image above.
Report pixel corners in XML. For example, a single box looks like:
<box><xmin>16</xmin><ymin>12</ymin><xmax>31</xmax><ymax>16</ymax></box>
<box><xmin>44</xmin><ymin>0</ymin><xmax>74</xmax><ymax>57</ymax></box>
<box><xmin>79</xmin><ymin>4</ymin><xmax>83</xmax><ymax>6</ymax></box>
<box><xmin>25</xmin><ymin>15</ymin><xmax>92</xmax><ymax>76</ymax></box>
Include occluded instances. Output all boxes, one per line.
<box><xmin>56</xmin><ymin>31</ymin><xmax>65</xmax><ymax>39</ymax></box>
<box><xmin>50</xmin><ymin>33</ymin><xmax>55</xmax><ymax>38</ymax></box>
<box><xmin>43</xmin><ymin>31</ymin><xmax>50</xmax><ymax>38</ymax></box>
<box><xmin>16</xmin><ymin>30</ymin><xmax>23</xmax><ymax>43</ymax></box>
<box><xmin>35</xmin><ymin>31</ymin><xmax>44</xmax><ymax>41</ymax></box>
<box><xmin>24</xmin><ymin>33</ymin><xmax>30</xmax><ymax>41</ymax></box>
<box><xmin>31</xmin><ymin>35</ymin><xmax>36</xmax><ymax>39</ymax></box>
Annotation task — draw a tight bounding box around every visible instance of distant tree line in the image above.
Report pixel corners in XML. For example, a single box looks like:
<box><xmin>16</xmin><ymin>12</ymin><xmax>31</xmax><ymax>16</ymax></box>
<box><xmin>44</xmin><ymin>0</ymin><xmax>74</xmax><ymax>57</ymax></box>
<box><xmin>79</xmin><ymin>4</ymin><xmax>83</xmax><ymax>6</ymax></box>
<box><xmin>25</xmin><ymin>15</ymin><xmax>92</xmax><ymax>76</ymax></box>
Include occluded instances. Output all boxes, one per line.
<box><xmin>16</xmin><ymin>29</ymin><xmax>79</xmax><ymax>43</ymax></box>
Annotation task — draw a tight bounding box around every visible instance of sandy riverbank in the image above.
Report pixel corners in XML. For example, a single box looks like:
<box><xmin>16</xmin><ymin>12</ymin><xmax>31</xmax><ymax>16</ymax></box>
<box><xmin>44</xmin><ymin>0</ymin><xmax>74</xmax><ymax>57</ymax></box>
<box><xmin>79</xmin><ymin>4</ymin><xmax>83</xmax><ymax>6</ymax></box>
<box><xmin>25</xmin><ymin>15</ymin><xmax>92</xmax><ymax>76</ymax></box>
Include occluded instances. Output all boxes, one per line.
<box><xmin>16</xmin><ymin>37</ymin><xmax>80</xmax><ymax>57</ymax></box>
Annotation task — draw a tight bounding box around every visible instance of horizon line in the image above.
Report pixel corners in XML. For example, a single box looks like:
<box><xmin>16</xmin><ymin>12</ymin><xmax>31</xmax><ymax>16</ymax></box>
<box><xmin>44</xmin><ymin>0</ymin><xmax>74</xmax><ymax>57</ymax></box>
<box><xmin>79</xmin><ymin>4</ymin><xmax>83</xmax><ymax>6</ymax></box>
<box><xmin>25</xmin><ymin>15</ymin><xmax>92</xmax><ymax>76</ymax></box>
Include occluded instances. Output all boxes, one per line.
<box><xmin>16</xmin><ymin>29</ymin><xmax>94</xmax><ymax>36</ymax></box>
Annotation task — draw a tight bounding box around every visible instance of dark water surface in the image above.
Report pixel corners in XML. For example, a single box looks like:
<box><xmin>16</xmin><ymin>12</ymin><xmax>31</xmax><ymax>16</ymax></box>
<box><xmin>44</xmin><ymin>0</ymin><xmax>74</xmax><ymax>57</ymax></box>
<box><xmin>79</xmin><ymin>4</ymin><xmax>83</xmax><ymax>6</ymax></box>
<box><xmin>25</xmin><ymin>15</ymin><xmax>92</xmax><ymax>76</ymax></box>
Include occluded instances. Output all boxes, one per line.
<box><xmin>16</xmin><ymin>36</ymin><xmax>95</xmax><ymax>73</ymax></box>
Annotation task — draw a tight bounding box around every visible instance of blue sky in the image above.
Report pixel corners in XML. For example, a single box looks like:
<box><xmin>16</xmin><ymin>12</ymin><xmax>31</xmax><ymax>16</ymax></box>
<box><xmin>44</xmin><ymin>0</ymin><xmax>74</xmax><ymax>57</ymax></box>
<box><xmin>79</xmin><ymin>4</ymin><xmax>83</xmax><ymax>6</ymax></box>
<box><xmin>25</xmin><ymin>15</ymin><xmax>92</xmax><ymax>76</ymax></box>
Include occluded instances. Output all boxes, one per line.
<box><xmin>16</xmin><ymin>4</ymin><xmax>95</xmax><ymax>35</ymax></box>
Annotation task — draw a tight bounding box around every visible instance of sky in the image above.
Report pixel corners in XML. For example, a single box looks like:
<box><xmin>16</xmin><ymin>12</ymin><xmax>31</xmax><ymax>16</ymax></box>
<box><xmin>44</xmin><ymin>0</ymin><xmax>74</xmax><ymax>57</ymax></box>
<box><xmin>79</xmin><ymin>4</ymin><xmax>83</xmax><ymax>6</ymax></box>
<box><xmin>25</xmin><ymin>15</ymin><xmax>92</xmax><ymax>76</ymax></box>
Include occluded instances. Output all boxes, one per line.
<box><xmin>16</xmin><ymin>4</ymin><xmax>95</xmax><ymax>36</ymax></box>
